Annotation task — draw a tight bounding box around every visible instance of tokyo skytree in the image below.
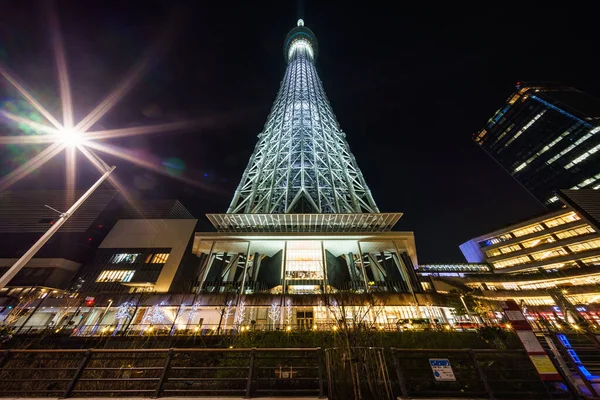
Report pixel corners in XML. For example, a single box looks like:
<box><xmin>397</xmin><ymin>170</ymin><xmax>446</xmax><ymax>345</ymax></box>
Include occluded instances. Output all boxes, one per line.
<box><xmin>227</xmin><ymin>20</ymin><xmax>379</xmax><ymax>215</ymax></box>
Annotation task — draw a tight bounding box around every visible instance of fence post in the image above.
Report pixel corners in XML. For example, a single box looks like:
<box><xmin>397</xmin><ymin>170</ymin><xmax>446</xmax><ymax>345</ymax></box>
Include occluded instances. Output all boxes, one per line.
<box><xmin>468</xmin><ymin>349</ymin><xmax>494</xmax><ymax>400</ymax></box>
<box><xmin>154</xmin><ymin>348</ymin><xmax>173</xmax><ymax>398</ymax></box>
<box><xmin>317</xmin><ymin>348</ymin><xmax>325</xmax><ymax>398</ymax></box>
<box><xmin>244</xmin><ymin>348</ymin><xmax>256</xmax><ymax>399</ymax></box>
<box><xmin>63</xmin><ymin>349</ymin><xmax>92</xmax><ymax>398</ymax></box>
<box><xmin>390</xmin><ymin>348</ymin><xmax>408</xmax><ymax>399</ymax></box>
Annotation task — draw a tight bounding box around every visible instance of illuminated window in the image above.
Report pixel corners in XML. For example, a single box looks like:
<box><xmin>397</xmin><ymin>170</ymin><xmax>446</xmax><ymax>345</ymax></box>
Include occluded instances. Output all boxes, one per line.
<box><xmin>545</xmin><ymin>126</ymin><xmax>600</xmax><ymax>167</ymax></box>
<box><xmin>285</xmin><ymin>241</ymin><xmax>324</xmax><ymax>281</ymax></box>
<box><xmin>543</xmin><ymin>212</ymin><xmax>580</xmax><ymax>228</ymax></box>
<box><xmin>478</xmin><ymin>233</ymin><xmax>513</xmax><ymax>248</ymax></box>
<box><xmin>531</xmin><ymin>248</ymin><xmax>568</xmax><ymax>261</ymax></box>
<box><xmin>96</xmin><ymin>270</ymin><xmax>135</xmax><ymax>283</ymax></box>
<box><xmin>504</xmin><ymin>110</ymin><xmax>546</xmax><ymax>148</ymax></box>
<box><xmin>511</xmin><ymin>224</ymin><xmax>544</xmax><ymax>237</ymax></box>
<box><xmin>499</xmin><ymin>244</ymin><xmax>522</xmax><ymax>254</ymax></box>
<box><xmin>583</xmin><ymin>256</ymin><xmax>600</xmax><ymax>266</ymax></box>
<box><xmin>508</xmin><ymin>94</ymin><xmax>520</xmax><ymax>105</ymax></box>
<box><xmin>555</xmin><ymin>225</ymin><xmax>595</xmax><ymax>239</ymax></box>
<box><xmin>521</xmin><ymin>235</ymin><xmax>555</xmax><ymax>248</ymax></box>
<box><xmin>568</xmin><ymin>239</ymin><xmax>600</xmax><ymax>253</ymax></box>
<box><xmin>565</xmin><ymin>143</ymin><xmax>600</xmax><ymax>169</ymax></box>
<box><xmin>486</xmin><ymin>249</ymin><xmax>501</xmax><ymax>257</ymax></box>
<box><xmin>146</xmin><ymin>253</ymin><xmax>169</xmax><ymax>264</ymax></box>
<box><xmin>572</xmin><ymin>172</ymin><xmax>600</xmax><ymax>189</ymax></box>
<box><xmin>514</xmin><ymin>130</ymin><xmax>572</xmax><ymax>173</ymax></box>
<box><xmin>492</xmin><ymin>256</ymin><xmax>531</xmax><ymax>269</ymax></box>
<box><xmin>110</xmin><ymin>253</ymin><xmax>141</xmax><ymax>264</ymax></box>
<box><xmin>502</xmin><ymin>283</ymin><xmax>519</xmax><ymax>290</ymax></box>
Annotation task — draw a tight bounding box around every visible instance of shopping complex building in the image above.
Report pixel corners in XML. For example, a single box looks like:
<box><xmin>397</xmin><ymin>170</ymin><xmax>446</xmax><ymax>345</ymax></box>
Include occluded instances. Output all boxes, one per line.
<box><xmin>425</xmin><ymin>189</ymin><xmax>600</xmax><ymax>328</ymax></box>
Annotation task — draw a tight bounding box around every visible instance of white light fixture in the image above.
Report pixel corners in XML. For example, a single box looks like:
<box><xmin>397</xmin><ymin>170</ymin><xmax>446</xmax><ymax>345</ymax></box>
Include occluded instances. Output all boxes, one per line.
<box><xmin>58</xmin><ymin>128</ymin><xmax>83</xmax><ymax>147</ymax></box>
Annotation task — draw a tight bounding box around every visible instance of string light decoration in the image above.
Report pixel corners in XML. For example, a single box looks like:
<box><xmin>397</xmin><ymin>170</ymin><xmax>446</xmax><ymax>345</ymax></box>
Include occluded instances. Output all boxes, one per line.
<box><xmin>234</xmin><ymin>301</ymin><xmax>246</xmax><ymax>327</ymax></box>
<box><xmin>268</xmin><ymin>303</ymin><xmax>281</xmax><ymax>328</ymax></box>
<box><xmin>286</xmin><ymin>299</ymin><xmax>293</xmax><ymax>326</ymax></box>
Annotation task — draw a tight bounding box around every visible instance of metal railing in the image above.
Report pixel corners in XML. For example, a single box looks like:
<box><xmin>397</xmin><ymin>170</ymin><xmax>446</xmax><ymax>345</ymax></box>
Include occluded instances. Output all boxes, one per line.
<box><xmin>390</xmin><ymin>348</ymin><xmax>573</xmax><ymax>399</ymax></box>
<box><xmin>0</xmin><ymin>346</ymin><xmax>580</xmax><ymax>399</ymax></box>
<box><xmin>12</xmin><ymin>321</ymin><xmax>454</xmax><ymax>337</ymax></box>
<box><xmin>0</xmin><ymin>347</ymin><xmax>324</xmax><ymax>398</ymax></box>
<box><xmin>544</xmin><ymin>332</ymin><xmax>600</xmax><ymax>399</ymax></box>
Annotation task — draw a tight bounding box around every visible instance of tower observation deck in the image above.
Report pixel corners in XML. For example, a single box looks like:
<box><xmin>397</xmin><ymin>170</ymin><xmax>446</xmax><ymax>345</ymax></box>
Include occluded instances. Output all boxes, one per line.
<box><xmin>227</xmin><ymin>20</ymin><xmax>379</xmax><ymax>216</ymax></box>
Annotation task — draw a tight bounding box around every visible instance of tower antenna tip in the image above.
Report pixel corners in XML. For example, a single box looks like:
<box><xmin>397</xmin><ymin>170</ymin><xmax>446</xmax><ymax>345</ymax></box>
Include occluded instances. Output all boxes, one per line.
<box><xmin>297</xmin><ymin>19</ymin><xmax>304</xmax><ymax>27</ymax></box>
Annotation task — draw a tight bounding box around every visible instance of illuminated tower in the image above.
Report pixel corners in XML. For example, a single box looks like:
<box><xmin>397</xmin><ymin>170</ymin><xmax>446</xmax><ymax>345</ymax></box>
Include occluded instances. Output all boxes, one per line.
<box><xmin>227</xmin><ymin>19</ymin><xmax>378</xmax><ymax>215</ymax></box>
<box><xmin>200</xmin><ymin>20</ymin><xmax>414</xmax><ymax>298</ymax></box>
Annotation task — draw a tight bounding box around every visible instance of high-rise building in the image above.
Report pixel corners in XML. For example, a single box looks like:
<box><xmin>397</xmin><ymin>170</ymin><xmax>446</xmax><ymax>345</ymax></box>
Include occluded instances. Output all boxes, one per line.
<box><xmin>198</xmin><ymin>20</ymin><xmax>419</xmax><ymax>299</ymax></box>
<box><xmin>474</xmin><ymin>82</ymin><xmax>600</xmax><ymax>206</ymax></box>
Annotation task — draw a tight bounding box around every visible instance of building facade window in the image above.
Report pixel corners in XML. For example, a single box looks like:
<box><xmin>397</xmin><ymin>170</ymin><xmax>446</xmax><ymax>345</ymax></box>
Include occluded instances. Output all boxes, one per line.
<box><xmin>486</xmin><ymin>248</ymin><xmax>501</xmax><ymax>257</ymax></box>
<box><xmin>96</xmin><ymin>270</ymin><xmax>135</xmax><ymax>283</ymax></box>
<box><xmin>521</xmin><ymin>236</ymin><xmax>555</xmax><ymax>248</ymax></box>
<box><xmin>555</xmin><ymin>225</ymin><xmax>595</xmax><ymax>239</ymax></box>
<box><xmin>285</xmin><ymin>241</ymin><xmax>324</xmax><ymax>281</ymax></box>
<box><xmin>568</xmin><ymin>239</ymin><xmax>600</xmax><ymax>253</ymax></box>
<box><xmin>110</xmin><ymin>253</ymin><xmax>141</xmax><ymax>264</ymax></box>
<box><xmin>543</xmin><ymin>212</ymin><xmax>581</xmax><ymax>228</ymax></box>
<box><xmin>492</xmin><ymin>255</ymin><xmax>531</xmax><ymax>269</ymax></box>
<box><xmin>478</xmin><ymin>233</ymin><xmax>513</xmax><ymax>248</ymax></box>
<box><xmin>145</xmin><ymin>253</ymin><xmax>170</xmax><ymax>264</ymax></box>
<box><xmin>511</xmin><ymin>224</ymin><xmax>544</xmax><ymax>237</ymax></box>
<box><xmin>582</xmin><ymin>256</ymin><xmax>600</xmax><ymax>266</ymax></box>
<box><xmin>296</xmin><ymin>311</ymin><xmax>314</xmax><ymax>329</ymax></box>
<box><xmin>499</xmin><ymin>244</ymin><xmax>522</xmax><ymax>254</ymax></box>
<box><xmin>531</xmin><ymin>247</ymin><xmax>568</xmax><ymax>261</ymax></box>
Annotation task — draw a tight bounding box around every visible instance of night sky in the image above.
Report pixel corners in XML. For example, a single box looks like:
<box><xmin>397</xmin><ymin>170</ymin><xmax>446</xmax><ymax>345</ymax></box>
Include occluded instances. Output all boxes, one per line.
<box><xmin>1</xmin><ymin>1</ymin><xmax>599</xmax><ymax>263</ymax></box>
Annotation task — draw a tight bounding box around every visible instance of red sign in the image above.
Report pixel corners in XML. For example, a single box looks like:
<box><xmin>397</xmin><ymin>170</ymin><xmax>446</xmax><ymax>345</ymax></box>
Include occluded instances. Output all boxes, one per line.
<box><xmin>501</xmin><ymin>300</ymin><xmax>561</xmax><ymax>381</ymax></box>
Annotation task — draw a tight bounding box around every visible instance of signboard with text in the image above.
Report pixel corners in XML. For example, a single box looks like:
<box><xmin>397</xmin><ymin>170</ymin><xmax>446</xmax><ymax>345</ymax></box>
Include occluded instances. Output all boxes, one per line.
<box><xmin>429</xmin><ymin>358</ymin><xmax>456</xmax><ymax>382</ymax></box>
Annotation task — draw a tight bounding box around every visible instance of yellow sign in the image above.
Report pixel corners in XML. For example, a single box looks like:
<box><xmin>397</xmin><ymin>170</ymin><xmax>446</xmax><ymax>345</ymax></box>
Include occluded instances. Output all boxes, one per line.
<box><xmin>529</xmin><ymin>355</ymin><xmax>558</xmax><ymax>374</ymax></box>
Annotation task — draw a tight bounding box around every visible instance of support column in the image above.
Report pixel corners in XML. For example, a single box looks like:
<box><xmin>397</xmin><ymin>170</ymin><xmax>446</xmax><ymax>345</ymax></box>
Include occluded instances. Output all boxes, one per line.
<box><xmin>356</xmin><ymin>241</ymin><xmax>370</xmax><ymax>292</ymax></box>
<box><xmin>320</xmin><ymin>240</ymin><xmax>329</xmax><ymax>294</ymax></box>
<box><xmin>392</xmin><ymin>242</ymin><xmax>421</xmax><ymax>317</ymax></box>
<box><xmin>198</xmin><ymin>241</ymin><xmax>216</xmax><ymax>292</ymax></box>
<box><xmin>237</xmin><ymin>242</ymin><xmax>252</xmax><ymax>303</ymax></box>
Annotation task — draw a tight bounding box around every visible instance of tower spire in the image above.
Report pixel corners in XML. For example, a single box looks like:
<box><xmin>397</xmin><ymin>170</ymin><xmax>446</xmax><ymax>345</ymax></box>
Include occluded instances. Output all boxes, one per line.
<box><xmin>227</xmin><ymin>21</ymin><xmax>378</xmax><ymax>214</ymax></box>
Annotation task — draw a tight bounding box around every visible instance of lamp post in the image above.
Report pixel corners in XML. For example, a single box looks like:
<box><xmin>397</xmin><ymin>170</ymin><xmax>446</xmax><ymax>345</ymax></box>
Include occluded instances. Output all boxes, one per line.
<box><xmin>0</xmin><ymin>165</ymin><xmax>115</xmax><ymax>289</ymax></box>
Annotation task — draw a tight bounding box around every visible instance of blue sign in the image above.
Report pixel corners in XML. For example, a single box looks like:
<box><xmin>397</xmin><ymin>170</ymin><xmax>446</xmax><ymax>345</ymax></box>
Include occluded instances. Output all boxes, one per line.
<box><xmin>429</xmin><ymin>358</ymin><xmax>456</xmax><ymax>381</ymax></box>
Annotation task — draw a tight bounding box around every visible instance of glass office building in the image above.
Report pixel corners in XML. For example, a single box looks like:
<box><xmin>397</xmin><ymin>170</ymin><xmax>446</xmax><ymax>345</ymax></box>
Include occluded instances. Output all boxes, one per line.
<box><xmin>474</xmin><ymin>82</ymin><xmax>600</xmax><ymax>206</ymax></box>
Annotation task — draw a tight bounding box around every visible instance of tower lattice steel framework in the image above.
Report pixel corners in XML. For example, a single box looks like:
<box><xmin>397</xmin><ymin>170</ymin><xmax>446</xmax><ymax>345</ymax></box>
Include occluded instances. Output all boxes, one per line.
<box><xmin>227</xmin><ymin>20</ymin><xmax>379</xmax><ymax>215</ymax></box>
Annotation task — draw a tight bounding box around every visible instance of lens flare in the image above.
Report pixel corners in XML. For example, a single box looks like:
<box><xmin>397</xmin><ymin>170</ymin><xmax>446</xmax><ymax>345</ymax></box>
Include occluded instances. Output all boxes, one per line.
<box><xmin>0</xmin><ymin>4</ymin><xmax>204</xmax><ymax>203</ymax></box>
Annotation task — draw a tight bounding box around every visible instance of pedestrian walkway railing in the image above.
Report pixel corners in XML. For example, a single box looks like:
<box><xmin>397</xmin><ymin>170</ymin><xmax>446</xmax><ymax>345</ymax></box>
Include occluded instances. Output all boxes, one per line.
<box><xmin>0</xmin><ymin>347</ymin><xmax>324</xmax><ymax>398</ymax></box>
<box><xmin>543</xmin><ymin>332</ymin><xmax>600</xmax><ymax>399</ymax></box>
<box><xmin>0</xmin><ymin>346</ymin><xmax>576</xmax><ymax>399</ymax></box>
<box><xmin>390</xmin><ymin>348</ymin><xmax>572</xmax><ymax>399</ymax></box>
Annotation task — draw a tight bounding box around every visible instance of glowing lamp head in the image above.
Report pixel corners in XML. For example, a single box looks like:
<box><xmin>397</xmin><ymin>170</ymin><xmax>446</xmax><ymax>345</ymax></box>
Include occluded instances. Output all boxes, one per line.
<box><xmin>58</xmin><ymin>128</ymin><xmax>83</xmax><ymax>147</ymax></box>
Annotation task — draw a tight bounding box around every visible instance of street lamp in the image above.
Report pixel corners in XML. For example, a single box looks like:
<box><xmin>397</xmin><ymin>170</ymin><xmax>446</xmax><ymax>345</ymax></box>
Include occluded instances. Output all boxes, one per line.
<box><xmin>0</xmin><ymin>8</ymin><xmax>201</xmax><ymax>289</ymax></box>
<box><xmin>0</xmin><ymin>162</ymin><xmax>115</xmax><ymax>289</ymax></box>
<box><xmin>57</xmin><ymin>128</ymin><xmax>84</xmax><ymax>147</ymax></box>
